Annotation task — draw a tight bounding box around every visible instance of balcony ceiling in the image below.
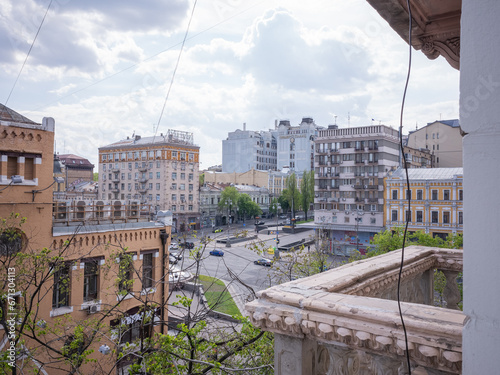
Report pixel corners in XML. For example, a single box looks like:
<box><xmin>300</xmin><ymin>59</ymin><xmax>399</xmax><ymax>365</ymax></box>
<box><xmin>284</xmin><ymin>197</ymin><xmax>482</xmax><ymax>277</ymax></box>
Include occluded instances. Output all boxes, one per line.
<box><xmin>366</xmin><ymin>0</ymin><xmax>461</xmax><ymax>69</ymax></box>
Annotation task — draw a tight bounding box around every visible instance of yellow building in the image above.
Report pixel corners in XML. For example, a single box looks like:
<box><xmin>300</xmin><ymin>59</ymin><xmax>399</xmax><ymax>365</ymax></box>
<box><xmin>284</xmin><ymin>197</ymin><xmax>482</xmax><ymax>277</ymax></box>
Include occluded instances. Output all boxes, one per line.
<box><xmin>385</xmin><ymin>168</ymin><xmax>463</xmax><ymax>239</ymax></box>
<box><xmin>1</xmin><ymin>104</ymin><xmax>171</xmax><ymax>374</ymax></box>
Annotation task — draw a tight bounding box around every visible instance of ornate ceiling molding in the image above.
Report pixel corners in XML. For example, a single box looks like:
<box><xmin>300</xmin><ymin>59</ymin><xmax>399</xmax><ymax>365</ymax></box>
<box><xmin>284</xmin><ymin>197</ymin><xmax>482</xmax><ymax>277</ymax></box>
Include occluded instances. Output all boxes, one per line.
<box><xmin>366</xmin><ymin>0</ymin><xmax>461</xmax><ymax>69</ymax></box>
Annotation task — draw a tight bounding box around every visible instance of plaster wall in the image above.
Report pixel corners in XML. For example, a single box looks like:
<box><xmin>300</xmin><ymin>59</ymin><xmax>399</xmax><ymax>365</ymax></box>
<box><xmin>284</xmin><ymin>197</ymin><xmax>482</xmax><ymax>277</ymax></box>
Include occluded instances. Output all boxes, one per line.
<box><xmin>460</xmin><ymin>0</ymin><xmax>500</xmax><ymax>373</ymax></box>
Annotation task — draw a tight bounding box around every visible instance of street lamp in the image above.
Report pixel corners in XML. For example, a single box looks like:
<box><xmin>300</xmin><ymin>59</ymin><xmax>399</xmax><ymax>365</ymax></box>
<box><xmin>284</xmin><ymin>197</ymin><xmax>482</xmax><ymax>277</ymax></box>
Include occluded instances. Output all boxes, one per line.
<box><xmin>275</xmin><ymin>203</ymin><xmax>281</xmax><ymax>259</ymax></box>
<box><xmin>353</xmin><ymin>211</ymin><xmax>364</xmax><ymax>254</ymax></box>
<box><xmin>226</xmin><ymin>203</ymin><xmax>231</xmax><ymax>247</ymax></box>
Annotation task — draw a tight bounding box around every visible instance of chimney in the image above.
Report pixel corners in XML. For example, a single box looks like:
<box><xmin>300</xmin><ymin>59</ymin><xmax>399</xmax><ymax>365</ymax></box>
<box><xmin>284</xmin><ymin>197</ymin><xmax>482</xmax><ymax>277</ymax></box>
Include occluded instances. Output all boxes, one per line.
<box><xmin>243</xmin><ymin>122</ymin><xmax>246</xmax><ymax>131</ymax></box>
<box><xmin>135</xmin><ymin>135</ymin><xmax>141</xmax><ymax>141</ymax></box>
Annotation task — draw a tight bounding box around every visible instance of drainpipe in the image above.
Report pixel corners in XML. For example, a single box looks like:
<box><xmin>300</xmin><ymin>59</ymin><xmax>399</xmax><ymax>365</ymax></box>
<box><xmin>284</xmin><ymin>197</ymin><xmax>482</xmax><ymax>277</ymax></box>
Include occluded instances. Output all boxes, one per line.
<box><xmin>159</xmin><ymin>229</ymin><xmax>169</xmax><ymax>335</ymax></box>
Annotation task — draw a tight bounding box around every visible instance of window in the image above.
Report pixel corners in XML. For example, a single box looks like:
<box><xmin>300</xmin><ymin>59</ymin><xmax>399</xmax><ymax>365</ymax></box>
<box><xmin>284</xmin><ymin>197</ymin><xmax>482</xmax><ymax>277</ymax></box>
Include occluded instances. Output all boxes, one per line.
<box><xmin>172</xmin><ymin>205</ymin><xmax>176</xmax><ymax>211</ymax></box>
<box><xmin>391</xmin><ymin>210</ymin><xmax>398</xmax><ymax>222</ymax></box>
<box><xmin>431</xmin><ymin>211</ymin><xmax>439</xmax><ymax>224</ymax></box>
<box><xmin>7</xmin><ymin>156</ymin><xmax>18</xmax><ymax>178</ymax></box>
<box><xmin>180</xmin><ymin>183</ymin><xmax>185</xmax><ymax>190</ymax></box>
<box><xmin>443</xmin><ymin>190</ymin><xmax>450</xmax><ymax>201</ymax></box>
<box><xmin>52</xmin><ymin>263</ymin><xmax>70</xmax><ymax>308</ymax></box>
<box><xmin>431</xmin><ymin>190</ymin><xmax>438</xmax><ymax>200</ymax></box>
<box><xmin>189</xmin><ymin>184</ymin><xmax>193</xmax><ymax>191</ymax></box>
<box><xmin>459</xmin><ymin>212</ymin><xmax>463</xmax><ymax>224</ymax></box>
<box><xmin>417</xmin><ymin>190</ymin><xmax>423</xmax><ymax>200</ymax></box>
<box><xmin>370</xmin><ymin>217</ymin><xmax>376</xmax><ymax>224</ymax></box>
<box><xmin>443</xmin><ymin>211</ymin><xmax>450</xmax><ymax>224</ymax></box>
<box><xmin>142</xmin><ymin>253</ymin><xmax>154</xmax><ymax>289</ymax></box>
<box><xmin>172</xmin><ymin>151</ymin><xmax>178</xmax><ymax>159</ymax></box>
<box><xmin>416</xmin><ymin>211</ymin><xmax>423</xmax><ymax>223</ymax></box>
<box><xmin>406</xmin><ymin>190</ymin><xmax>412</xmax><ymax>200</ymax></box>
<box><xmin>156</xmin><ymin>172</ymin><xmax>161</xmax><ymax>179</ymax></box>
<box><xmin>392</xmin><ymin>190</ymin><xmax>398</xmax><ymax>200</ymax></box>
<box><xmin>344</xmin><ymin>216</ymin><xmax>350</xmax><ymax>223</ymax></box>
<box><xmin>156</xmin><ymin>183</ymin><xmax>160</xmax><ymax>190</ymax></box>
<box><xmin>406</xmin><ymin>210</ymin><xmax>411</xmax><ymax>222</ymax></box>
<box><xmin>188</xmin><ymin>205</ymin><xmax>193</xmax><ymax>211</ymax></box>
<box><xmin>117</xmin><ymin>318</ymin><xmax>152</xmax><ymax>345</ymax></box>
<box><xmin>188</xmin><ymin>173</ymin><xmax>193</xmax><ymax>181</ymax></box>
<box><xmin>83</xmin><ymin>260</ymin><xmax>99</xmax><ymax>302</ymax></box>
<box><xmin>172</xmin><ymin>172</ymin><xmax>177</xmax><ymax>180</ymax></box>
<box><xmin>118</xmin><ymin>255</ymin><xmax>133</xmax><ymax>293</ymax></box>
<box><xmin>459</xmin><ymin>189</ymin><xmax>463</xmax><ymax>201</ymax></box>
<box><xmin>156</xmin><ymin>194</ymin><xmax>160</xmax><ymax>201</ymax></box>
<box><xmin>156</xmin><ymin>161</ymin><xmax>161</xmax><ymax>168</ymax></box>
<box><xmin>24</xmin><ymin>157</ymin><xmax>34</xmax><ymax>180</ymax></box>
<box><xmin>181</xmin><ymin>173</ymin><xmax>185</xmax><ymax>180</ymax></box>
<box><xmin>149</xmin><ymin>172</ymin><xmax>153</xmax><ymax>179</ymax></box>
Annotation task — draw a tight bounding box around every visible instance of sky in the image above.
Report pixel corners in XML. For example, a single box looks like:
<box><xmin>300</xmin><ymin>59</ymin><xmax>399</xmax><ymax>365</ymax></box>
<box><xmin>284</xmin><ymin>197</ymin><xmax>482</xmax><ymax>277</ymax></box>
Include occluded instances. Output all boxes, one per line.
<box><xmin>0</xmin><ymin>0</ymin><xmax>460</xmax><ymax>169</ymax></box>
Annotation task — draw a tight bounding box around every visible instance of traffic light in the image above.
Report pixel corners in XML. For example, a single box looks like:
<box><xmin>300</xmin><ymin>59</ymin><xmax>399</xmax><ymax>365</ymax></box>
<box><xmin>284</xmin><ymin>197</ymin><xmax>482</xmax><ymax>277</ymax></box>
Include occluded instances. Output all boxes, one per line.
<box><xmin>276</xmin><ymin>239</ymin><xmax>280</xmax><ymax>244</ymax></box>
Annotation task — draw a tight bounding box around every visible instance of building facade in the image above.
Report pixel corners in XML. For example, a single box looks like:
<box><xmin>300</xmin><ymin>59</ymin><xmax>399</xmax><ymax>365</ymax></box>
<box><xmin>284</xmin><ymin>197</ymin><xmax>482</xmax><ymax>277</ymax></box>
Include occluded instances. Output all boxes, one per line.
<box><xmin>385</xmin><ymin>168</ymin><xmax>463</xmax><ymax>239</ymax></box>
<box><xmin>313</xmin><ymin>124</ymin><xmax>400</xmax><ymax>255</ymax></box>
<box><xmin>222</xmin><ymin>124</ymin><xmax>277</xmax><ymax>173</ymax></box>
<box><xmin>98</xmin><ymin>130</ymin><xmax>200</xmax><ymax>232</ymax></box>
<box><xmin>57</xmin><ymin>153</ymin><xmax>95</xmax><ymax>187</ymax></box>
<box><xmin>407</xmin><ymin>120</ymin><xmax>463</xmax><ymax>167</ymax></box>
<box><xmin>0</xmin><ymin>104</ymin><xmax>172</xmax><ymax>374</ymax></box>
<box><xmin>276</xmin><ymin>117</ymin><xmax>319</xmax><ymax>173</ymax></box>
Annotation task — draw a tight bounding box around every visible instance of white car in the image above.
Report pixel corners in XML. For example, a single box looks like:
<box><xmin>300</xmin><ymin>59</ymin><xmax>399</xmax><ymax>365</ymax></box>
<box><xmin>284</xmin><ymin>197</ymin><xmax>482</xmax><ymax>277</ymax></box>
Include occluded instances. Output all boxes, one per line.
<box><xmin>169</xmin><ymin>242</ymin><xmax>178</xmax><ymax>251</ymax></box>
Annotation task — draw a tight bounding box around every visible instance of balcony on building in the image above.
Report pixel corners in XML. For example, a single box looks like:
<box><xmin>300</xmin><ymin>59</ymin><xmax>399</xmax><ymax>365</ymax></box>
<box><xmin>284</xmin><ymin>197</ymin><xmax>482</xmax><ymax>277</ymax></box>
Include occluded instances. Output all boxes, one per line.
<box><xmin>112</xmin><ymin>168</ymin><xmax>120</xmax><ymax>173</ymax></box>
<box><xmin>138</xmin><ymin>188</ymin><xmax>148</xmax><ymax>194</ymax></box>
<box><xmin>246</xmin><ymin>246</ymin><xmax>464</xmax><ymax>374</ymax></box>
<box><xmin>52</xmin><ymin>201</ymin><xmax>154</xmax><ymax>228</ymax></box>
<box><xmin>138</xmin><ymin>177</ymin><xmax>148</xmax><ymax>183</ymax></box>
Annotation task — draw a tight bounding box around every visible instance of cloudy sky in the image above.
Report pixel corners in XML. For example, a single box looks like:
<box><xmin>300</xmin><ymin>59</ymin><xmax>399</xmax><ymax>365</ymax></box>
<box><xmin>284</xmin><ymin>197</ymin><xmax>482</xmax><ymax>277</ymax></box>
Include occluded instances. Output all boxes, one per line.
<box><xmin>1</xmin><ymin>0</ymin><xmax>460</xmax><ymax>169</ymax></box>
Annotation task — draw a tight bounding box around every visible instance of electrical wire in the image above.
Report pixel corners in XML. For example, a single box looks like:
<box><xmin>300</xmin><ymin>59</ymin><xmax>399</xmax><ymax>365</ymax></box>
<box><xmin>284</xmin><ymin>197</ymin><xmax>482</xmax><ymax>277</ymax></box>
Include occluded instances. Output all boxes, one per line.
<box><xmin>153</xmin><ymin>0</ymin><xmax>198</xmax><ymax>137</ymax></box>
<box><xmin>4</xmin><ymin>0</ymin><xmax>53</xmax><ymax>106</ymax></box>
<box><xmin>397</xmin><ymin>0</ymin><xmax>413</xmax><ymax>374</ymax></box>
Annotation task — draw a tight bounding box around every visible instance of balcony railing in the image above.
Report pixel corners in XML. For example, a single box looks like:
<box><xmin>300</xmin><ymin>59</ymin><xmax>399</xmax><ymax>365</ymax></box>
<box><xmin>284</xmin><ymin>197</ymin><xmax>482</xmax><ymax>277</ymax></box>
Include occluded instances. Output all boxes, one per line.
<box><xmin>246</xmin><ymin>246</ymin><xmax>464</xmax><ymax>375</ymax></box>
<box><xmin>53</xmin><ymin>202</ymin><xmax>153</xmax><ymax>226</ymax></box>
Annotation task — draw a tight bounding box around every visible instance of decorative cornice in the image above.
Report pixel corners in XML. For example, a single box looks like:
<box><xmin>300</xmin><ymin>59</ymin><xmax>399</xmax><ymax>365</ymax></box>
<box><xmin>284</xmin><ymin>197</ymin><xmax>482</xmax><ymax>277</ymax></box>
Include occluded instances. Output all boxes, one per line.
<box><xmin>246</xmin><ymin>246</ymin><xmax>464</xmax><ymax>373</ymax></box>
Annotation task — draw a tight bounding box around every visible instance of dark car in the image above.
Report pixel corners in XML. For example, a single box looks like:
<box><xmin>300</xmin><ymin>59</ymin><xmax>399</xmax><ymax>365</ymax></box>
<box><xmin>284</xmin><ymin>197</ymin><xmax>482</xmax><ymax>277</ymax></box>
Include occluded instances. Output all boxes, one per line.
<box><xmin>255</xmin><ymin>221</ymin><xmax>265</xmax><ymax>226</ymax></box>
<box><xmin>179</xmin><ymin>242</ymin><xmax>195</xmax><ymax>249</ymax></box>
<box><xmin>254</xmin><ymin>258</ymin><xmax>272</xmax><ymax>267</ymax></box>
<box><xmin>212</xmin><ymin>228</ymin><xmax>223</xmax><ymax>233</ymax></box>
<box><xmin>209</xmin><ymin>249</ymin><xmax>224</xmax><ymax>257</ymax></box>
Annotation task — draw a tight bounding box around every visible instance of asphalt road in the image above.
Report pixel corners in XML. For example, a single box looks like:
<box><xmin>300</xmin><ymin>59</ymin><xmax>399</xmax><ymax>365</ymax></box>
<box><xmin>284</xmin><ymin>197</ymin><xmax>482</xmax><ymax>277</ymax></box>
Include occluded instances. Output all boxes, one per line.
<box><xmin>172</xmin><ymin>223</ymin><xmax>316</xmax><ymax>308</ymax></box>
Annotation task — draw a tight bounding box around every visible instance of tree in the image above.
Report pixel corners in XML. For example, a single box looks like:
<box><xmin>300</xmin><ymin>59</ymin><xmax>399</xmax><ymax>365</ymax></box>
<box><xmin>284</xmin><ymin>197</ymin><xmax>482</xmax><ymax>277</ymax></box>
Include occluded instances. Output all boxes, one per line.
<box><xmin>299</xmin><ymin>170</ymin><xmax>314</xmax><ymax>220</ymax></box>
<box><xmin>269</xmin><ymin>198</ymin><xmax>279</xmax><ymax>217</ymax></box>
<box><xmin>0</xmin><ymin>214</ymin><xmax>275</xmax><ymax>375</ymax></box>
<box><xmin>93</xmin><ymin>172</ymin><xmax>98</xmax><ymax>182</ymax></box>
<box><xmin>238</xmin><ymin>194</ymin><xmax>262</xmax><ymax>221</ymax></box>
<box><xmin>277</xmin><ymin>192</ymin><xmax>289</xmax><ymax>215</ymax></box>
<box><xmin>218</xmin><ymin>186</ymin><xmax>240</xmax><ymax>225</ymax></box>
<box><xmin>284</xmin><ymin>173</ymin><xmax>301</xmax><ymax>219</ymax></box>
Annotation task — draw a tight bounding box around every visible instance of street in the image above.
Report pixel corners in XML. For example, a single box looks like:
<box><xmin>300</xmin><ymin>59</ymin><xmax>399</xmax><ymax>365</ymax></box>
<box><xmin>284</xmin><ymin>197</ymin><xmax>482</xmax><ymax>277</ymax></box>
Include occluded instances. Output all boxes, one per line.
<box><xmin>171</xmin><ymin>223</ymin><xmax>318</xmax><ymax>312</ymax></box>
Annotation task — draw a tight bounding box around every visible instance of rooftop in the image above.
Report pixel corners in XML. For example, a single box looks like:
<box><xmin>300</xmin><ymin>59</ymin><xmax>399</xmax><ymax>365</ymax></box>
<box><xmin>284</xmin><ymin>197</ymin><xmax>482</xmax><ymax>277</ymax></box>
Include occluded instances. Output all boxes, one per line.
<box><xmin>390</xmin><ymin>167</ymin><xmax>463</xmax><ymax>180</ymax></box>
<box><xmin>0</xmin><ymin>103</ymin><xmax>39</xmax><ymax>126</ymax></box>
<box><xmin>100</xmin><ymin>130</ymin><xmax>197</xmax><ymax>150</ymax></box>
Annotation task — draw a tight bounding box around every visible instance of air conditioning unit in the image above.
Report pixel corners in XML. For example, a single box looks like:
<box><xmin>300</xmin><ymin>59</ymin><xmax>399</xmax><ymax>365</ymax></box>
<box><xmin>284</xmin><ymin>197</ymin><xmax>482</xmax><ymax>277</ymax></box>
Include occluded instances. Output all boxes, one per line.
<box><xmin>364</xmin><ymin>185</ymin><xmax>368</xmax><ymax>189</ymax></box>
<box><xmin>345</xmin><ymin>211</ymin><xmax>350</xmax><ymax>215</ymax></box>
<box><xmin>342</xmin><ymin>198</ymin><xmax>346</xmax><ymax>201</ymax></box>
<box><xmin>86</xmin><ymin>304</ymin><xmax>98</xmax><ymax>314</ymax></box>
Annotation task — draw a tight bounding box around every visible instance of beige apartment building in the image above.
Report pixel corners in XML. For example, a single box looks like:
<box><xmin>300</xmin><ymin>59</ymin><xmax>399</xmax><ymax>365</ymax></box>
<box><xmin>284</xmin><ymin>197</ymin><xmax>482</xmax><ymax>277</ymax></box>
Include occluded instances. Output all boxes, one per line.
<box><xmin>407</xmin><ymin>120</ymin><xmax>463</xmax><ymax>167</ymax></box>
<box><xmin>99</xmin><ymin>130</ymin><xmax>200</xmax><ymax>232</ymax></box>
<box><xmin>0</xmin><ymin>104</ymin><xmax>172</xmax><ymax>374</ymax></box>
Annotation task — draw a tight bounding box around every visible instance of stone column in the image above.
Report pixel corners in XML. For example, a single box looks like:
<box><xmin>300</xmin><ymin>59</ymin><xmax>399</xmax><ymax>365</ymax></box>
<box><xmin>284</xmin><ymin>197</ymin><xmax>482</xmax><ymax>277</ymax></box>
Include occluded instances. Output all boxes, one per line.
<box><xmin>461</xmin><ymin>0</ymin><xmax>500</xmax><ymax>373</ymax></box>
<box><xmin>274</xmin><ymin>334</ymin><xmax>316</xmax><ymax>375</ymax></box>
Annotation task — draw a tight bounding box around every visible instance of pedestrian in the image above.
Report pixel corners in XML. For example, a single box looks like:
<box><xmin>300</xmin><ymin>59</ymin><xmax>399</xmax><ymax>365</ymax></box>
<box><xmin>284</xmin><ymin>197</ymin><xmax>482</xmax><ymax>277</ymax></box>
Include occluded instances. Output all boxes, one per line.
<box><xmin>307</xmin><ymin>245</ymin><xmax>310</xmax><ymax>252</ymax></box>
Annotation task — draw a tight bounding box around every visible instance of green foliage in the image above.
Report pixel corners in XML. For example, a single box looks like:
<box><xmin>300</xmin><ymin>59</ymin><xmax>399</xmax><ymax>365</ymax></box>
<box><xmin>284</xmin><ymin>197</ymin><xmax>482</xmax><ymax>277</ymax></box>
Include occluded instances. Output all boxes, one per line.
<box><xmin>218</xmin><ymin>186</ymin><xmax>240</xmax><ymax>212</ymax></box>
<box><xmin>285</xmin><ymin>173</ymin><xmax>301</xmax><ymax>215</ymax></box>
<box><xmin>277</xmin><ymin>192</ymin><xmax>290</xmax><ymax>213</ymax></box>
<box><xmin>238</xmin><ymin>194</ymin><xmax>262</xmax><ymax>220</ymax></box>
<box><xmin>299</xmin><ymin>170</ymin><xmax>314</xmax><ymax>220</ymax></box>
<box><xmin>93</xmin><ymin>172</ymin><xmax>98</xmax><ymax>181</ymax></box>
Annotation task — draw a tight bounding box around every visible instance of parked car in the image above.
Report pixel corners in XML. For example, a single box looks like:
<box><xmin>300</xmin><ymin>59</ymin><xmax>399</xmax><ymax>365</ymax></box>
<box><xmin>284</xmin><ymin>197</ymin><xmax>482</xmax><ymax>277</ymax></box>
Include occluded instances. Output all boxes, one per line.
<box><xmin>179</xmin><ymin>241</ymin><xmax>195</xmax><ymax>249</ymax></box>
<box><xmin>169</xmin><ymin>242</ymin><xmax>178</xmax><ymax>250</ymax></box>
<box><xmin>254</xmin><ymin>258</ymin><xmax>272</xmax><ymax>267</ymax></box>
<box><xmin>212</xmin><ymin>228</ymin><xmax>223</xmax><ymax>233</ymax></box>
<box><xmin>209</xmin><ymin>249</ymin><xmax>224</xmax><ymax>257</ymax></box>
<box><xmin>255</xmin><ymin>221</ymin><xmax>265</xmax><ymax>226</ymax></box>
<box><xmin>169</xmin><ymin>255</ymin><xmax>178</xmax><ymax>264</ymax></box>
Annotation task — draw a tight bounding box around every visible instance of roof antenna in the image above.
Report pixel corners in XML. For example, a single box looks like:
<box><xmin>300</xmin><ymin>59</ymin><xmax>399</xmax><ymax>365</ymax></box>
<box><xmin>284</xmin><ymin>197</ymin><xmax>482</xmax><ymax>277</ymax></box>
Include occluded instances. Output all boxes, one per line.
<box><xmin>348</xmin><ymin>112</ymin><xmax>350</xmax><ymax>127</ymax></box>
<box><xmin>334</xmin><ymin>115</ymin><xmax>338</xmax><ymax>125</ymax></box>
